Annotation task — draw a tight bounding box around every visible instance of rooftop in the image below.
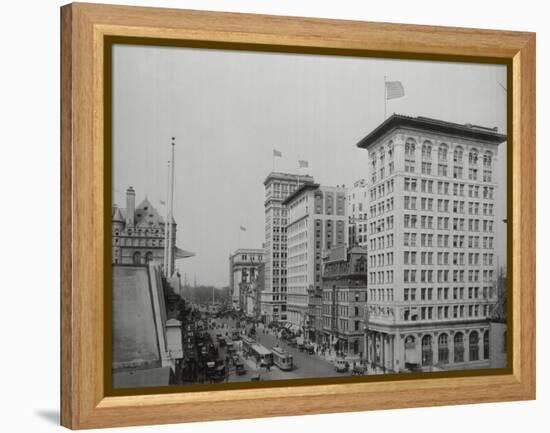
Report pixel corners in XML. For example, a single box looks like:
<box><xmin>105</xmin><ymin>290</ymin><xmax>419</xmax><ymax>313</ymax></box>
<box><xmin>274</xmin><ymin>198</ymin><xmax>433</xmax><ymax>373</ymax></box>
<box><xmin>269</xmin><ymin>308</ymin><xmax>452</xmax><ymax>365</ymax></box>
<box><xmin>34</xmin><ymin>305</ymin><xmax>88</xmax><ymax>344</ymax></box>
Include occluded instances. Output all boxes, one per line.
<box><xmin>263</xmin><ymin>171</ymin><xmax>314</xmax><ymax>186</ymax></box>
<box><xmin>230</xmin><ymin>248</ymin><xmax>265</xmax><ymax>257</ymax></box>
<box><xmin>356</xmin><ymin>114</ymin><xmax>507</xmax><ymax>149</ymax></box>
<box><xmin>282</xmin><ymin>182</ymin><xmax>321</xmax><ymax>206</ymax></box>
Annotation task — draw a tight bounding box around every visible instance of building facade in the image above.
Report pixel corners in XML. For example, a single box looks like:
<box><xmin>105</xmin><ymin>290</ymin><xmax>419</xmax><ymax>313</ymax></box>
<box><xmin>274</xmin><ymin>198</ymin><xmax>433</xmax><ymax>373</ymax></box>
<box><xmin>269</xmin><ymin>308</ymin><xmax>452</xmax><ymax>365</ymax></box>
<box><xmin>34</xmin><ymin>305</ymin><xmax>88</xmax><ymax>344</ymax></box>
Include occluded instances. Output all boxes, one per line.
<box><xmin>347</xmin><ymin>178</ymin><xmax>369</xmax><ymax>248</ymax></box>
<box><xmin>228</xmin><ymin>248</ymin><xmax>264</xmax><ymax>311</ymax></box>
<box><xmin>283</xmin><ymin>183</ymin><xmax>348</xmax><ymax>342</ymax></box>
<box><xmin>242</xmin><ymin>262</ymin><xmax>265</xmax><ymax>319</ymax></box>
<box><xmin>112</xmin><ymin>187</ymin><xmax>176</xmax><ymax>270</ymax></box>
<box><xmin>321</xmin><ymin>245</ymin><xmax>369</xmax><ymax>358</ymax></box>
<box><xmin>357</xmin><ymin>114</ymin><xmax>506</xmax><ymax>372</ymax></box>
<box><xmin>262</xmin><ymin>172</ymin><xmax>314</xmax><ymax>324</ymax></box>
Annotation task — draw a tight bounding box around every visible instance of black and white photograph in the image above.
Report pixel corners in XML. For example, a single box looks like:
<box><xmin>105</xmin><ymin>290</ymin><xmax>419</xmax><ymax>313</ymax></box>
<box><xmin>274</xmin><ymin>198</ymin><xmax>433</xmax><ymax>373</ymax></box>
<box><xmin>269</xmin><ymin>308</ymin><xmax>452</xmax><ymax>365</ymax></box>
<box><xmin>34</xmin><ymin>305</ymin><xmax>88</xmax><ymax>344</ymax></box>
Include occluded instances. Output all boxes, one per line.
<box><xmin>110</xmin><ymin>44</ymin><xmax>508</xmax><ymax>389</ymax></box>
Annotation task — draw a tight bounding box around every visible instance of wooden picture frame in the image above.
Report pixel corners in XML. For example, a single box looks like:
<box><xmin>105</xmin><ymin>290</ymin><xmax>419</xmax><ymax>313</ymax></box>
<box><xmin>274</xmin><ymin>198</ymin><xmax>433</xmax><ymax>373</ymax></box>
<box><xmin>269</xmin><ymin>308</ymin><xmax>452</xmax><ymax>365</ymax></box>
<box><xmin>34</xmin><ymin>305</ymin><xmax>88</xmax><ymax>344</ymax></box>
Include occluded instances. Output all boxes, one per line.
<box><xmin>60</xmin><ymin>2</ymin><xmax>535</xmax><ymax>429</ymax></box>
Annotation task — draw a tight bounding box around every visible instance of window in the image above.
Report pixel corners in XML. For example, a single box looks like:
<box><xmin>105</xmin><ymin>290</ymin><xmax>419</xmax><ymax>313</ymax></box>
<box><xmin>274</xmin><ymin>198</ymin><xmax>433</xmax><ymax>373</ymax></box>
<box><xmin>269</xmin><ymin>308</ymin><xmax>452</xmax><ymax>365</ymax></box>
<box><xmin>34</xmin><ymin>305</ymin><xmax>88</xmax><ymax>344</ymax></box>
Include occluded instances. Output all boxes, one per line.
<box><xmin>422</xmin><ymin>141</ymin><xmax>432</xmax><ymax>160</ymax></box>
<box><xmin>438</xmin><ymin>333</ymin><xmax>449</xmax><ymax>364</ymax></box>
<box><xmin>482</xmin><ymin>330</ymin><xmax>490</xmax><ymax>360</ymax></box>
<box><xmin>405</xmin><ymin>138</ymin><xmax>416</xmax><ymax>158</ymax></box>
<box><xmin>469</xmin><ymin>148</ymin><xmax>479</xmax><ymax>165</ymax></box>
<box><xmin>132</xmin><ymin>251</ymin><xmax>141</xmax><ymax>264</ymax></box>
<box><xmin>469</xmin><ymin>331</ymin><xmax>480</xmax><ymax>361</ymax></box>
<box><xmin>422</xmin><ymin>335</ymin><xmax>433</xmax><ymax>366</ymax></box>
<box><xmin>422</xmin><ymin>161</ymin><xmax>432</xmax><ymax>175</ymax></box>
<box><xmin>454</xmin><ymin>146</ymin><xmax>463</xmax><ymax>164</ymax></box>
<box><xmin>438</xmin><ymin>143</ymin><xmax>448</xmax><ymax>162</ymax></box>
<box><xmin>483</xmin><ymin>150</ymin><xmax>493</xmax><ymax>168</ymax></box>
<box><xmin>454</xmin><ymin>332</ymin><xmax>465</xmax><ymax>362</ymax></box>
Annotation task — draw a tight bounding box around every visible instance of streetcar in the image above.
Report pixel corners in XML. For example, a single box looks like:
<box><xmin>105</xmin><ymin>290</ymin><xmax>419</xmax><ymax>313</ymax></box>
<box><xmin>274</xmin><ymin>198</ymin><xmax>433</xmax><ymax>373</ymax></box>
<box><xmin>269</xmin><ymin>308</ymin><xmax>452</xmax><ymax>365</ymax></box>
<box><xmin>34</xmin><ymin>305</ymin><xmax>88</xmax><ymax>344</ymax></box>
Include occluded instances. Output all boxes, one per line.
<box><xmin>241</xmin><ymin>336</ymin><xmax>256</xmax><ymax>355</ymax></box>
<box><xmin>271</xmin><ymin>346</ymin><xmax>293</xmax><ymax>371</ymax></box>
<box><xmin>251</xmin><ymin>344</ymin><xmax>273</xmax><ymax>367</ymax></box>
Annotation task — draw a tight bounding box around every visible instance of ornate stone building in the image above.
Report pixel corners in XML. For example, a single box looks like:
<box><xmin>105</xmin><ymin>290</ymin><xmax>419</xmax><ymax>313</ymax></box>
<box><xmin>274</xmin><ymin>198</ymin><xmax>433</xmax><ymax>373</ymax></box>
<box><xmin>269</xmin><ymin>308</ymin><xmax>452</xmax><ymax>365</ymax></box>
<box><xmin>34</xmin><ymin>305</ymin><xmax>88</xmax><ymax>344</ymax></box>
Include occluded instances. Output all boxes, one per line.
<box><xmin>321</xmin><ymin>245</ymin><xmax>369</xmax><ymax>358</ymax></box>
<box><xmin>228</xmin><ymin>248</ymin><xmax>264</xmax><ymax>311</ymax></box>
<box><xmin>357</xmin><ymin>114</ymin><xmax>506</xmax><ymax>372</ymax></box>
<box><xmin>112</xmin><ymin>187</ymin><xmax>191</xmax><ymax>273</ymax></box>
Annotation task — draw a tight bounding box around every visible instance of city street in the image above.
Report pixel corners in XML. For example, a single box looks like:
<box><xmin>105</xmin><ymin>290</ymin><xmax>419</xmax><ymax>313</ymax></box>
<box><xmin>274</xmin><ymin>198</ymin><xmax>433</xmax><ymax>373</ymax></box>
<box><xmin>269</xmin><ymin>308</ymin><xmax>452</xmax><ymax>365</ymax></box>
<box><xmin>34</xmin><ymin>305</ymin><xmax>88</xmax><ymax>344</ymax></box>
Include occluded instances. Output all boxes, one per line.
<box><xmin>207</xmin><ymin>316</ymin><xmax>347</xmax><ymax>382</ymax></box>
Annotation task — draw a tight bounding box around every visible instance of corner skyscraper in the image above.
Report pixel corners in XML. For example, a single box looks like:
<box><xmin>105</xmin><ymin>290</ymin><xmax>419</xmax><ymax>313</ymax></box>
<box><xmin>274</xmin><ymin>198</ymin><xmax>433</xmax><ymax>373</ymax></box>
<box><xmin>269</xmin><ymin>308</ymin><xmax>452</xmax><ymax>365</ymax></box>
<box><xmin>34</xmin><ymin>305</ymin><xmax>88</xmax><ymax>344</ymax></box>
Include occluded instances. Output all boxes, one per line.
<box><xmin>262</xmin><ymin>172</ymin><xmax>314</xmax><ymax>324</ymax></box>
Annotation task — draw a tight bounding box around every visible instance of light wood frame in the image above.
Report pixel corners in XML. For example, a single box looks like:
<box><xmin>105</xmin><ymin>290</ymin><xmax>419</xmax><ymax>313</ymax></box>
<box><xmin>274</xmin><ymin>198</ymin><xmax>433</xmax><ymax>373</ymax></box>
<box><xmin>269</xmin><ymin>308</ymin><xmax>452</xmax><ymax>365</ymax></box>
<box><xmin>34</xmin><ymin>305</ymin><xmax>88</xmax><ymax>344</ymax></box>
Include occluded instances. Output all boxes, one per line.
<box><xmin>61</xmin><ymin>2</ymin><xmax>536</xmax><ymax>429</ymax></box>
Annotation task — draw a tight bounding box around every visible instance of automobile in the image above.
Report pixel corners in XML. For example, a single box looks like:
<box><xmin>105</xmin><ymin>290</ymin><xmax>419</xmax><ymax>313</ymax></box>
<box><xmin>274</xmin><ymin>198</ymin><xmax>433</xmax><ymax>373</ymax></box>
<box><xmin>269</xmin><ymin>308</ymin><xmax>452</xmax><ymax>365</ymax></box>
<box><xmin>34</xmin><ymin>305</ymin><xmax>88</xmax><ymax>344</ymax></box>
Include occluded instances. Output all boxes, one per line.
<box><xmin>298</xmin><ymin>343</ymin><xmax>305</xmax><ymax>352</ymax></box>
<box><xmin>232</xmin><ymin>354</ymin><xmax>240</xmax><ymax>364</ymax></box>
<box><xmin>351</xmin><ymin>365</ymin><xmax>366</xmax><ymax>376</ymax></box>
<box><xmin>288</xmin><ymin>339</ymin><xmax>298</xmax><ymax>348</ymax></box>
<box><xmin>305</xmin><ymin>344</ymin><xmax>315</xmax><ymax>354</ymax></box>
<box><xmin>235</xmin><ymin>361</ymin><xmax>246</xmax><ymax>375</ymax></box>
<box><xmin>334</xmin><ymin>359</ymin><xmax>350</xmax><ymax>373</ymax></box>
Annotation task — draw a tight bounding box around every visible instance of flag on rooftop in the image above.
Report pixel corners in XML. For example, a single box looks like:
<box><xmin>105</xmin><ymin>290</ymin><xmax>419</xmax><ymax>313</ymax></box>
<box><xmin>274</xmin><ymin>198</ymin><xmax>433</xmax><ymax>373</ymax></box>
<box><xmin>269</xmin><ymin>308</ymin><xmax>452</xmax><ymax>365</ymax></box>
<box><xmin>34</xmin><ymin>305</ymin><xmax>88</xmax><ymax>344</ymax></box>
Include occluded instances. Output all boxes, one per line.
<box><xmin>385</xmin><ymin>80</ymin><xmax>405</xmax><ymax>100</ymax></box>
<box><xmin>298</xmin><ymin>160</ymin><xmax>309</xmax><ymax>168</ymax></box>
<box><xmin>160</xmin><ymin>199</ymin><xmax>166</xmax><ymax>205</ymax></box>
<box><xmin>273</xmin><ymin>149</ymin><xmax>282</xmax><ymax>157</ymax></box>
<box><xmin>239</xmin><ymin>226</ymin><xmax>247</xmax><ymax>231</ymax></box>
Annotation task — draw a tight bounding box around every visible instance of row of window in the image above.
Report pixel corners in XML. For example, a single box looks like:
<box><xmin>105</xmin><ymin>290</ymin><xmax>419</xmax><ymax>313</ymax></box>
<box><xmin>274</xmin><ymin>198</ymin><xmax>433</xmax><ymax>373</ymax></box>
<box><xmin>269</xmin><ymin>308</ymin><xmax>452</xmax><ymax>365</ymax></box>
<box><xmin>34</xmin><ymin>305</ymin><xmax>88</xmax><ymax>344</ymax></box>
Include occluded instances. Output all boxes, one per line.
<box><xmin>404</xmin><ymin>215</ymin><xmax>495</xmax><ymax>232</ymax></box>
<box><xmin>403</xmin><ymin>269</ymin><xmax>495</xmax><ymax>283</ymax></box>
<box><xmin>403</xmin><ymin>251</ymin><xmax>494</xmax><ymax>266</ymax></box>
<box><xmin>404</xmin><ymin>286</ymin><xmax>495</xmax><ymax>302</ymax></box>
<box><xmin>403</xmin><ymin>233</ymin><xmax>495</xmax><ymax>249</ymax></box>
<box><xmin>403</xmin><ymin>303</ymin><xmax>491</xmax><ymax>322</ymax></box>
<box><xmin>403</xmin><ymin>178</ymin><xmax>495</xmax><ymax>199</ymax></box>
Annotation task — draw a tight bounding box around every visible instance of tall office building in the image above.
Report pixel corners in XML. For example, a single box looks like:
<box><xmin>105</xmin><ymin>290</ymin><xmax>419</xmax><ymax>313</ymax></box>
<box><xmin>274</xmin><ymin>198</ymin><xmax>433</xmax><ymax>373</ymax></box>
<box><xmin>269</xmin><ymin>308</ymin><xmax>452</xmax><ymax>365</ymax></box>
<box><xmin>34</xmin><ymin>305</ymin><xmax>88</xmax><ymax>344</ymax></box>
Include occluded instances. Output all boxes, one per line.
<box><xmin>356</xmin><ymin>114</ymin><xmax>506</xmax><ymax>372</ymax></box>
<box><xmin>284</xmin><ymin>183</ymin><xmax>347</xmax><ymax>341</ymax></box>
<box><xmin>347</xmin><ymin>178</ymin><xmax>369</xmax><ymax>248</ymax></box>
<box><xmin>262</xmin><ymin>172</ymin><xmax>314</xmax><ymax>324</ymax></box>
<box><xmin>228</xmin><ymin>248</ymin><xmax>264</xmax><ymax>311</ymax></box>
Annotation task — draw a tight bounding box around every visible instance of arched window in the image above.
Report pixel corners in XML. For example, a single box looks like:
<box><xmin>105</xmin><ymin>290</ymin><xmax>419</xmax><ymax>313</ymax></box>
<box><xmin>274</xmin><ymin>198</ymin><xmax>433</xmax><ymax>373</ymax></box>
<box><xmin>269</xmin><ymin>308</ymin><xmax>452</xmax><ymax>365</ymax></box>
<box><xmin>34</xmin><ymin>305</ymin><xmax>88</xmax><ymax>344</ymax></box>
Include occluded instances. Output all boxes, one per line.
<box><xmin>145</xmin><ymin>252</ymin><xmax>153</xmax><ymax>263</ymax></box>
<box><xmin>422</xmin><ymin>141</ymin><xmax>432</xmax><ymax>160</ymax></box>
<box><xmin>469</xmin><ymin>331</ymin><xmax>479</xmax><ymax>361</ymax></box>
<box><xmin>354</xmin><ymin>256</ymin><xmax>367</xmax><ymax>273</ymax></box>
<box><xmin>387</xmin><ymin>141</ymin><xmax>394</xmax><ymax>160</ymax></box>
<box><xmin>132</xmin><ymin>251</ymin><xmax>141</xmax><ymax>265</ymax></box>
<box><xmin>405</xmin><ymin>138</ymin><xmax>416</xmax><ymax>158</ymax></box>
<box><xmin>483</xmin><ymin>330</ymin><xmax>490</xmax><ymax>360</ymax></box>
<box><xmin>483</xmin><ymin>150</ymin><xmax>493</xmax><ymax>168</ymax></box>
<box><xmin>438</xmin><ymin>143</ymin><xmax>448</xmax><ymax>162</ymax></box>
<box><xmin>454</xmin><ymin>332</ymin><xmax>464</xmax><ymax>362</ymax></box>
<box><xmin>438</xmin><ymin>333</ymin><xmax>449</xmax><ymax>364</ymax></box>
<box><xmin>421</xmin><ymin>334</ymin><xmax>433</xmax><ymax>366</ymax></box>
<box><xmin>379</xmin><ymin>147</ymin><xmax>385</xmax><ymax>164</ymax></box>
<box><xmin>469</xmin><ymin>148</ymin><xmax>479</xmax><ymax>165</ymax></box>
<box><xmin>454</xmin><ymin>146</ymin><xmax>463</xmax><ymax>164</ymax></box>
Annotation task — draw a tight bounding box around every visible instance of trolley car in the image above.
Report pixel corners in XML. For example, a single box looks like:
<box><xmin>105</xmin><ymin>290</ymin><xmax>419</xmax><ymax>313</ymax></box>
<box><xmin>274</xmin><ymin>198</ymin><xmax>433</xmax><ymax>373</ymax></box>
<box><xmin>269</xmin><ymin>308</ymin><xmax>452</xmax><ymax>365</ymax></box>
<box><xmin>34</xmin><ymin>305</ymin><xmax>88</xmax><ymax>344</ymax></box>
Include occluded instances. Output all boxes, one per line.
<box><xmin>271</xmin><ymin>346</ymin><xmax>293</xmax><ymax>371</ymax></box>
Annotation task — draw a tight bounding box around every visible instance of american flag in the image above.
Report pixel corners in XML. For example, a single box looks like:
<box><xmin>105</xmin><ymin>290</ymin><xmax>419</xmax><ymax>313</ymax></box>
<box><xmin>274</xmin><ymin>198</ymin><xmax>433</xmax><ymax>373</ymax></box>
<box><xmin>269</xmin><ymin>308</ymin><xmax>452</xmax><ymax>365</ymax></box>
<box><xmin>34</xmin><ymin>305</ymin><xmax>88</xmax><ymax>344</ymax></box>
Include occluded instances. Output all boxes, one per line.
<box><xmin>239</xmin><ymin>226</ymin><xmax>247</xmax><ymax>231</ymax></box>
<box><xmin>273</xmin><ymin>149</ymin><xmax>282</xmax><ymax>157</ymax></box>
<box><xmin>298</xmin><ymin>160</ymin><xmax>309</xmax><ymax>168</ymax></box>
<box><xmin>385</xmin><ymin>80</ymin><xmax>405</xmax><ymax>100</ymax></box>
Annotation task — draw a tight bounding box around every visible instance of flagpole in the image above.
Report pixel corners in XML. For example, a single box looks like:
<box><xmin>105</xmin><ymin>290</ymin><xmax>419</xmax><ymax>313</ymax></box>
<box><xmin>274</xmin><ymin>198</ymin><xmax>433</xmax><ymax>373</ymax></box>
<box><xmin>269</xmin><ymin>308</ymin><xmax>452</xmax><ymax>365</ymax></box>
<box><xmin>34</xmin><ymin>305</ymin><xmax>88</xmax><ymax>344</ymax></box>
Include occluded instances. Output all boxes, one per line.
<box><xmin>167</xmin><ymin>137</ymin><xmax>176</xmax><ymax>277</ymax></box>
<box><xmin>163</xmin><ymin>160</ymin><xmax>170</xmax><ymax>275</ymax></box>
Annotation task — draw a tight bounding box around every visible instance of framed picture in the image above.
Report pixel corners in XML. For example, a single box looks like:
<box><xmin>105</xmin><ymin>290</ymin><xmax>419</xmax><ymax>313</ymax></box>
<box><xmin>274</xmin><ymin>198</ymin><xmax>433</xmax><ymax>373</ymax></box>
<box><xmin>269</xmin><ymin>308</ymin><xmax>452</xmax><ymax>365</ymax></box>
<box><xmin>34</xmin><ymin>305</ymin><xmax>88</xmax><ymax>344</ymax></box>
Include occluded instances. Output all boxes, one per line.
<box><xmin>60</xmin><ymin>3</ymin><xmax>535</xmax><ymax>429</ymax></box>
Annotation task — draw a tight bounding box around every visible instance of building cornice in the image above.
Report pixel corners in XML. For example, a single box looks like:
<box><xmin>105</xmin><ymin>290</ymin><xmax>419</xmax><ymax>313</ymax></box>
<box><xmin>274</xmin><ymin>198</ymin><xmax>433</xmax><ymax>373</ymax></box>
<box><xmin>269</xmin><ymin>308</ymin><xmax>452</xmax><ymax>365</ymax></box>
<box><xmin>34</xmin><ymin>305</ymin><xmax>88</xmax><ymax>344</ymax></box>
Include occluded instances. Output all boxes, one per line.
<box><xmin>356</xmin><ymin>114</ymin><xmax>507</xmax><ymax>150</ymax></box>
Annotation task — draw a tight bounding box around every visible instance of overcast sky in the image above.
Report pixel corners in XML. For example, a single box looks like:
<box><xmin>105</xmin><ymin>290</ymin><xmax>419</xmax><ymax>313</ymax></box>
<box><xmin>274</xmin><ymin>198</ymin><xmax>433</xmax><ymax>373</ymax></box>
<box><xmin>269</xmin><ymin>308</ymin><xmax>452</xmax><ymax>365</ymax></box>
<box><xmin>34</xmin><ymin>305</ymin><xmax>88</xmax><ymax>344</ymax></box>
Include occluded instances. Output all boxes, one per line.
<box><xmin>112</xmin><ymin>44</ymin><xmax>507</xmax><ymax>287</ymax></box>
